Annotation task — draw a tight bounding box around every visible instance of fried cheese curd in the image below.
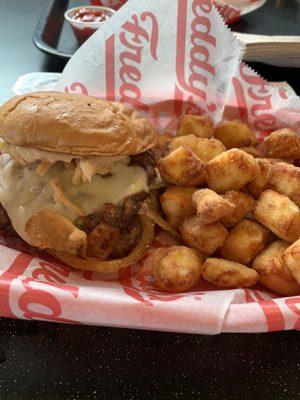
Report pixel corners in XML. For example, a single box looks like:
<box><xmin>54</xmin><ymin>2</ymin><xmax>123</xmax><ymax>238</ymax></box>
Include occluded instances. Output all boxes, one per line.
<box><xmin>202</xmin><ymin>258</ymin><xmax>259</xmax><ymax>289</ymax></box>
<box><xmin>252</xmin><ymin>241</ymin><xmax>300</xmax><ymax>296</ymax></box>
<box><xmin>177</xmin><ymin>115</ymin><xmax>213</xmax><ymax>138</ymax></box>
<box><xmin>147</xmin><ymin>246</ymin><xmax>204</xmax><ymax>292</ymax></box>
<box><xmin>263</xmin><ymin>128</ymin><xmax>300</xmax><ymax>160</ymax></box>
<box><xmin>153</xmin><ymin>116</ymin><xmax>300</xmax><ymax>294</ymax></box>
<box><xmin>214</xmin><ymin>120</ymin><xmax>258</xmax><ymax>149</ymax></box>
<box><xmin>220</xmin><ymin>219</ymin><xmax>270</xmax><ymax>265</ymax></box>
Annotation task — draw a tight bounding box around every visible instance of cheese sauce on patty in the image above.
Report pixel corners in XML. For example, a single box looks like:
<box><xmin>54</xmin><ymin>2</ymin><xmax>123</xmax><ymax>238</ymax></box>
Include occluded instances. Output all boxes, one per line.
<box><xmin>0</xmin><ymin>154</ymin><xmax>149</xmax><ymax>243</ymax></box>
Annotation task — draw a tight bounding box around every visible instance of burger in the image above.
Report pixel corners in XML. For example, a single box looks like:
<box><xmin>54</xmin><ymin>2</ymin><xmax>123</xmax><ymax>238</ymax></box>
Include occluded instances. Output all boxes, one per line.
<box><xmin>0</xmin><ymin>91</ymin><xmax>159</xmax><ymax>273</ymax></box>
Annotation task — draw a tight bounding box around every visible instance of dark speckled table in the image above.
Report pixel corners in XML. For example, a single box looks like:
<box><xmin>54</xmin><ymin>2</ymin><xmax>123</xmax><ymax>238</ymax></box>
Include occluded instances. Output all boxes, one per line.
<box><xmin>0</xmin><ymin>1</ymin><xmax>300</xmax><ymax>399</ymax></box>
<box><xmin>0</xmin><ymin>319</ymin><xmax>300</xmax><ymax>400</ymax></box>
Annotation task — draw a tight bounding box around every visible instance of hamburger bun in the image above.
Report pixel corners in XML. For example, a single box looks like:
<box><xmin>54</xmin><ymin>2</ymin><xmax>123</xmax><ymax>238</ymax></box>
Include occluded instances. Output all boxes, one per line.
<box><xmin>0</xmin><ymin>91</ymin><xmax>157</xmax><ymax>156</ymax></box>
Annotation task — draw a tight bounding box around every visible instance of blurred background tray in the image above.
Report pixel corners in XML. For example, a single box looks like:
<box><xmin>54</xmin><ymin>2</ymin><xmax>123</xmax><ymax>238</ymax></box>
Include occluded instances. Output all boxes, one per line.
<box><xmin>33</xmin><ymin>0</ymin><xmax>300</xmax><ymax>66</ymax></box>
<box><xmin>33</xmin><ymin>0</ymin><xmax>81</xmax><ymax>59</ymax></box>
<box><xmin>233</xmin><ymin>0</ymin><xmax>300</xmax><ymax>66</ymax></box>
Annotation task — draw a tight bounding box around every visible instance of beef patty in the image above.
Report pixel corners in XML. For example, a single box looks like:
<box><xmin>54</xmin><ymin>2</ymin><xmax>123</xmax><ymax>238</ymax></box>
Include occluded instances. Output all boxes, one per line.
<box><xmin>74</xmin><ymin>151</ymin><xmax>160</xmax><ymax>259</ymax></box>
<box><xmin>0</xmin><ymin>192</ymin><xmax>150</xmax><ymax>260</ymax></box>
<box><xmin>75</xmin><ymin>191</ymin><xmax>149</xmax><ymax>259</ymax></box>
<box><xmin>0</xmin><ymin>151</ymin><xmax>160</xmax><ymax>259</ymax></box>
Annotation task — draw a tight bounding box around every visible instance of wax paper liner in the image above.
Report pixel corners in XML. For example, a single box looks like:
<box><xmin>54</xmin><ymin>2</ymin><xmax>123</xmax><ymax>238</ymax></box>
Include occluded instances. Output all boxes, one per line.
<box><xmin>2</xmin><ymin>0</ymin><xmax>300</xmax><ymax>334</ymax></box>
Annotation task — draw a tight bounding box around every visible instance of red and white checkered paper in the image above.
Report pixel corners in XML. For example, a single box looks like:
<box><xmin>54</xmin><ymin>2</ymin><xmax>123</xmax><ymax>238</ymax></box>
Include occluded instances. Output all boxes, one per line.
<box><xmin>2</xmin><ymin>0</ymin><xmax>300</xmax><ymax>334</ymax></box>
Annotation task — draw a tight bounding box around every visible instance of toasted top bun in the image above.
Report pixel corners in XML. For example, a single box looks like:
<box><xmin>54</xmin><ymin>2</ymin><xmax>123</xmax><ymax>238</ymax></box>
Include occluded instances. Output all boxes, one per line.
<box><xmin>0</xmin><ymin>91</ymin><xmax>157</xmax><ymax>156</ymax></box>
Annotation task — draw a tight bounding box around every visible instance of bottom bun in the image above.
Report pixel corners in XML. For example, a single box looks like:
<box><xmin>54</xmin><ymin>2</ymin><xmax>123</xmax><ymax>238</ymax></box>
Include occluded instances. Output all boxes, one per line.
<box><xmin>48</xmin><ymin>215</ymin><xmax>155</xmax><ymax>273</ymax></box>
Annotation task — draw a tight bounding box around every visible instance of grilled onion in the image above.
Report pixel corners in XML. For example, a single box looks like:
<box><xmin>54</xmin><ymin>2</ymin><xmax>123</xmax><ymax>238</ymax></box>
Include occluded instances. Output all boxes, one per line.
<box><xmin>49</xmin><ymin>214</ymin><xmax>154</xmax><ymax>273</ymax></box>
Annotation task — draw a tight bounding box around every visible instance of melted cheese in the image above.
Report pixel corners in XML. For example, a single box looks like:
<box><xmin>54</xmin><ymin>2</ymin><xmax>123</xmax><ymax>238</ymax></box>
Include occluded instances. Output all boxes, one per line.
<box><xmin>3</xmin><ymin>144</ymin><xmax>129</xmax><ymax>182</ymax></box>
<box><xmin>72</xmin><ymin>156</ymin><xmax>129</xmax><ymax>185</ymax></box>
<box><xmin>3</xmin><ymin>144</ymin><xmax>75</xmax><ymax>165</ymax></box>
<box><xmin>0</xmin><ymin>154</ymin><xmax>148</xmax><ymax>243</ymax></box>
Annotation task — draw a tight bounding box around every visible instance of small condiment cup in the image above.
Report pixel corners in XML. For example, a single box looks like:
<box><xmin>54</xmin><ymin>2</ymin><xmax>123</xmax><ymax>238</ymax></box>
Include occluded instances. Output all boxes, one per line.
<box><xmin>64</xmin><ymin>6</ymin><xmax>116</xmax><ymax>45</ymax></box>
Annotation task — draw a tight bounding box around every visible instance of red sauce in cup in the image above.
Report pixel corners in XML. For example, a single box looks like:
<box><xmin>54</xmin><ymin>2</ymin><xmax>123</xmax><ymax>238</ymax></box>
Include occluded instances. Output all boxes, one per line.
<box><xmin>73</xmin><ymin>8</ymin><xmax>110</xmax><ymax>23</ymax></box>
<box><xmin>66</xmin><ymin>7</ymin><xmax>114</xmax><ymax>45</ymax></box>
<box><xmin>72</xmin><ymin>25</ymin><xmax>98</xmax><ymax>45</ymax></box>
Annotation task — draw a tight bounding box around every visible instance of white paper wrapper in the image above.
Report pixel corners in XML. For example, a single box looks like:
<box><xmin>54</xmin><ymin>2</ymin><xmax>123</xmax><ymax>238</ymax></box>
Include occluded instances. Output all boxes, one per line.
<box><xmin>2</xmin><ymin>0</ymin><xmax>300</xmax><ymax>334</ymax></box>
<box><xmin>56</xmin><ymin>0</ymin><xmax>241</xmax><ymax>132</ymax></box>
<box><xmin>12</xmin><ymin>72</ymin><xmax>61</xmax><ymax>96</ymax></box>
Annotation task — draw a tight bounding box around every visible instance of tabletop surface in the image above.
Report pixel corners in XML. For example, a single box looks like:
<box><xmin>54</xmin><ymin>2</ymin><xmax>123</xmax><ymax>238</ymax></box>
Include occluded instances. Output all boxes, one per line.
<box><xmin>233</xmin><ymin>0</ymin><xmax>300</xmax><ymax>35</ymax></box>
<box><xmin>0</xmin><ymin>1</ymin><xmax>300</xmax><ymax>399</ymax></box>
